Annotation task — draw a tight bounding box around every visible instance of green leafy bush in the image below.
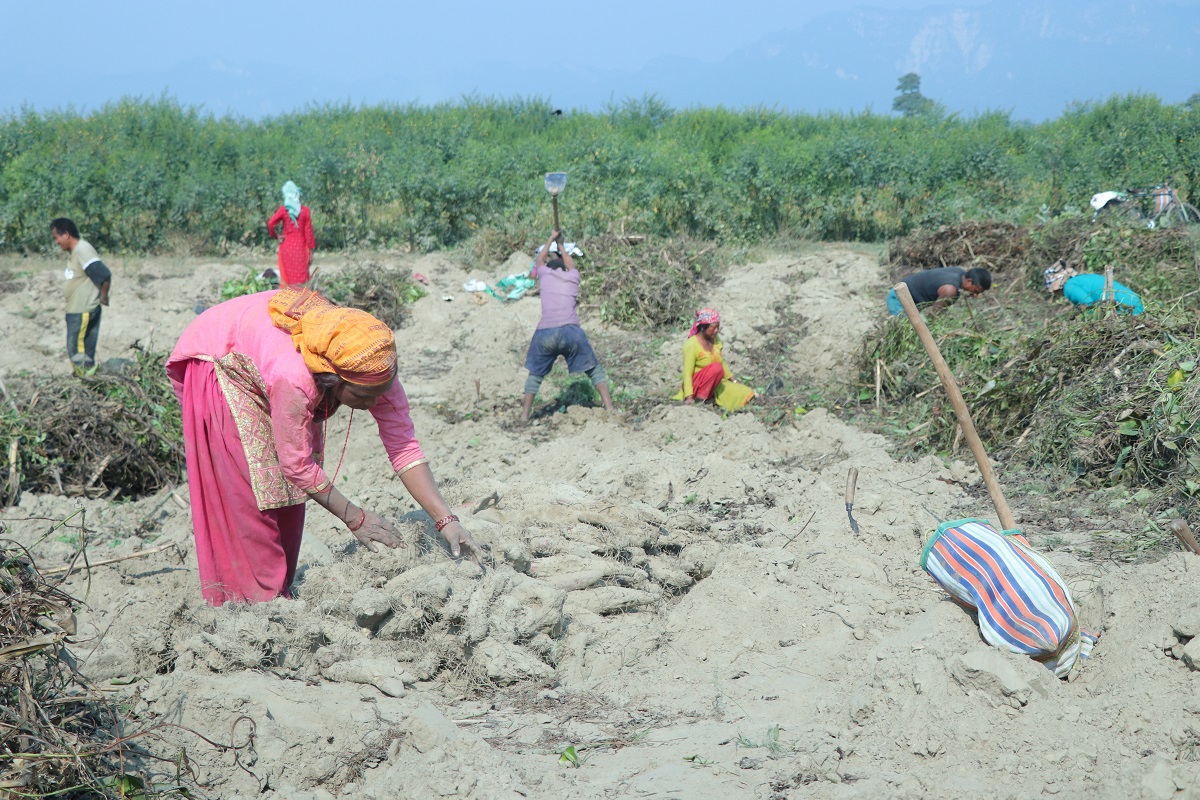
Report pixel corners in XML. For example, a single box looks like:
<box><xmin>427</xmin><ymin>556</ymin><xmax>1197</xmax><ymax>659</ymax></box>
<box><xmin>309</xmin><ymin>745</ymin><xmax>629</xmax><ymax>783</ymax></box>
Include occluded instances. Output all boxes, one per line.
<box><xmin>2</xmin><ymin>93</ymin><xmax>1197</xmax><ymax>255</ymax></box>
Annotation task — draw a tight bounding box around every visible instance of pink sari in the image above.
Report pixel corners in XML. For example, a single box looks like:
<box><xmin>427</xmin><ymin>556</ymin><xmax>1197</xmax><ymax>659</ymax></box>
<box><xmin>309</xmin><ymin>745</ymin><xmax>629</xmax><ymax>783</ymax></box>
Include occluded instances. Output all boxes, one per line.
<box><xmin>168</xmin><ymin>291</ymin><xmax>427</xmax><ymax>606</ymax></box>
<box><xmin>181</xmin><ymin>359</ymin><xmax>305</xmax><ymax>606</ymax></box>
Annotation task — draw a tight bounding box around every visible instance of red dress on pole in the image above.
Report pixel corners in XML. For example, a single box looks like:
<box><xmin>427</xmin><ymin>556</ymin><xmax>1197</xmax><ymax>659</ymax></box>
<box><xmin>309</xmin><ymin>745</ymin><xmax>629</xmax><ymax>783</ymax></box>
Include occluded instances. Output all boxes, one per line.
<box><xmin>267</xmin><ymin>206</ymin><xmax>315</xmax><ymax>285</ymax></box>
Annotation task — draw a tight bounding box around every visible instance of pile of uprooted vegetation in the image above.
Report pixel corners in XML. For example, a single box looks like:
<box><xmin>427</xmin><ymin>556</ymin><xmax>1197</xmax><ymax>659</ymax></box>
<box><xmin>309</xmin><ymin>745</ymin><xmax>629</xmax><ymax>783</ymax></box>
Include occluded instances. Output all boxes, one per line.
<box><xmin>465</xmin><ymin>228</ymin><xmax>729</xmax><ymax>330</ymax></box>
<box><xmin>216</xmin><ymin>262</ymin><xmax>428</xmax><ymax>330</ymax></box>
<box><xmin>1</xmin><ymin>538</ymin><xmax>105</xmax><ymax>796</ymax></box>
<box><xmin>860</xmin><ymin>216</ymin><xmax>1200</xmax><ymax>512</ymax></box>
<box><xmin>578</xmin><ymin>233</ymin><xmax>725</xmax><ymax>330</ymax></box>
<box><xmin>1</xmin><ymin>541</ymin><xmax>134</xmax><ymax>796</ymax></box>
<box><xmin>0</xmin><ymin>538</ymin><xmax>213</xmax><ymax>798</ymax></box>
<box><xmin>0</xmin><ymin>350</ymin><xmax>183</xmax><ymax>506</ymax></box>
<box><xmin>885</xmin><ymin>220</ymin><xmax>1030</xmax><ymax>285</ymax></box>
<box><xmin>317</xmin><ymin>262</ymin><xmax>428</xmax><ymax>329</ymax></box>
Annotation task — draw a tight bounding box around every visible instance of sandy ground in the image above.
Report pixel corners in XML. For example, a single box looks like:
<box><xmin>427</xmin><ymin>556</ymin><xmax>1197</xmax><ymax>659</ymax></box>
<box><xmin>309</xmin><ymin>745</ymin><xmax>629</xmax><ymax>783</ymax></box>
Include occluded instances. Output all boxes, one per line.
<box><xmin>2</xmin><ymin>246</ymin><xmax>1200</xmax><ymax>799</ymax></box>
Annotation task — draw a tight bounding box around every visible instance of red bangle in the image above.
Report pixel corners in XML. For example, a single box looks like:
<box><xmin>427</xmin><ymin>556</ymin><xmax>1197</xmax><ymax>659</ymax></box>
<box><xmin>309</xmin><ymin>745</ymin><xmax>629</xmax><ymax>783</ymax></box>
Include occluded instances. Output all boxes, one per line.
<box><xmin>347</xmin><ymin>508</ymin><xmax>367</xmax><ymax>532</ymax></box>
<box><xmin>434</xmin><ymin>513</ymin><xmax>459</xmax><ymax>533</ymax></box>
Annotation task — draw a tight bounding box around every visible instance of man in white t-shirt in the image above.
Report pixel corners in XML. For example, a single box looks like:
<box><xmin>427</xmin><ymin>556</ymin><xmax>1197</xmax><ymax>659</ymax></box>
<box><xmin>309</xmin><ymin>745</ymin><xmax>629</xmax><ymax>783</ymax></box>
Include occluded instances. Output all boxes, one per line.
<box><xmin>50</xmin><ymin>217</ymin><xmax>112</xmax><ymax>372</ymax></box>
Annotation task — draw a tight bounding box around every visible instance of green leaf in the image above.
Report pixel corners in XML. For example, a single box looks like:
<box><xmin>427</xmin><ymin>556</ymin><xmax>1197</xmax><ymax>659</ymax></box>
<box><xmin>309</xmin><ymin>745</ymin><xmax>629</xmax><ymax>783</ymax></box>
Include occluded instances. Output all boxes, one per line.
<box><xmin>100</xmin><ymin>774</ymin><xmax>146</xmax><ymax>799</ymax></box>
<box><xmin>1169</xmin><ymin>369</ymin><xmax>1186</xmax><ymax>389</ymax></box>
<box><xmin>1118</xmin><ymin>420</ymin><xmax>1141</xmax><ymax>436</ymax></box>
<box><xmin>558</xmin><ymin>745</ymin><xmax>579</xmax><ymax>767</ymax></box>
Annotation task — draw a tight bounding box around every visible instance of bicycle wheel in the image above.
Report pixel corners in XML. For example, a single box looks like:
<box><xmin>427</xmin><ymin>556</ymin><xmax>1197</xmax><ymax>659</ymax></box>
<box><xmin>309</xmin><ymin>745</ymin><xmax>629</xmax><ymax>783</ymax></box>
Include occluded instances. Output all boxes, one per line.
<box><xmin>1174</xmin><ymin>202</ymin><xmax>1200</xmax><ymax>226</ymax></box>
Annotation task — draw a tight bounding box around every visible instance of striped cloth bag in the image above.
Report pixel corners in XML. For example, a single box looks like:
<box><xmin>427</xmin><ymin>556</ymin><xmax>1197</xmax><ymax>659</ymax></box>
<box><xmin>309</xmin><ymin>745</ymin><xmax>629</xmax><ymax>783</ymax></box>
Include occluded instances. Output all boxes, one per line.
<box><xmin>1154</xmin><ymin>187</ymin><xmax>1176</xmax><ymax>216</ymax></box>
<box><xmin>920</xmin><ymin>518</ymin><xmax>1098</xmax><ymax>678</ymax></box>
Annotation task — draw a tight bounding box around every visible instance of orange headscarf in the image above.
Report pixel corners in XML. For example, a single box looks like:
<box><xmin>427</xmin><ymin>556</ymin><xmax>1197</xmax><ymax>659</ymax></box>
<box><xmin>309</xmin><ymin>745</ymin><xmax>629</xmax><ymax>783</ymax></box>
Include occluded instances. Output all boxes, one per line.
<box><xmin>267</xmin><ymin>288</ymin><xmax>397</xmax><ymax>386</ymax></box>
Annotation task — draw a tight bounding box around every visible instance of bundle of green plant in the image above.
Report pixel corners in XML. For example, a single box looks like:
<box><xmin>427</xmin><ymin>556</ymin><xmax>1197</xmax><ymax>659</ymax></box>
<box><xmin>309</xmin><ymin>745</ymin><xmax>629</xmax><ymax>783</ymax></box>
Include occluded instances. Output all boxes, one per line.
<box><xmin>218</xmin><ymin>268</ymin><xmax>275</xmax><ymax>301</ymax></box>
<box><xmin>1022</xmin><ymin>314</ymin><xmax>1200</xmax><ymax>502</ymax></box>
<box><xmin>580</xmin><ymin>234</ymin><xmax>722</xmax><ymax>330</ymax></box>
<box><xmin>860</xmin><ymin>306</ymin><xmax>1031</xmax><ymax>451</ymax></box>
<box><xmin>0</xmin><ymin>350</ymin><xmax>183</xmax><ymax>505</ymax></box>
<box><xmin>319</xmin><ymin>263</ymin><xmax>428</xmax><ymax>329</ymax></box>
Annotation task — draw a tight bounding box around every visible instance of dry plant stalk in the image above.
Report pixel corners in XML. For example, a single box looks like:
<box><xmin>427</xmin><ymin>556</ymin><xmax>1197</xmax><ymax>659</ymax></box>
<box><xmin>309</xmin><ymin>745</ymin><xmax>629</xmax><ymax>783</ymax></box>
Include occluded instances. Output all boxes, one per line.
<box><xmin>885</xmin><ymin>221</ymin><xmax>1029</xmax><ymax>282</ymax></box>
<box><xmin>1</xmin><ymin>539</ymin><xmax>111</xmax><ymax>794</ymax></box>
<box><xmin>0</xmin><ymin>538</ymin><xmax>236</xmax><ymax>797</ymax></box>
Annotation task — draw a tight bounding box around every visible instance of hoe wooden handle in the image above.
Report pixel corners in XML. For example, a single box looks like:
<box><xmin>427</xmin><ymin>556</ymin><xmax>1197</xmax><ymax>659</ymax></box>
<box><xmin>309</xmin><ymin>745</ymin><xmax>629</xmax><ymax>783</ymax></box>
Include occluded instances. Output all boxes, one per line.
<box><xmin>894</xmin><ymin>282</ymin><xmax>1017</xmax><ymax>531</ymax></box>
<box><xmin>1169</xmin><ymin>519</ymin><xmax>1200</xmax><ymax>555</ymax></box>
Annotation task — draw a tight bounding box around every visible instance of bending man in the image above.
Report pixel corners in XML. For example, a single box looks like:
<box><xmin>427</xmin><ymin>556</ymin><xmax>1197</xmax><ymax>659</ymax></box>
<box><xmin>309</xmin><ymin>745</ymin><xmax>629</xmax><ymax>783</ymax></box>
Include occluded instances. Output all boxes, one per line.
<box><xmin>887</xmin><ymin>266</ymin><xmax>991</xmax><ymax>315</ymax></box>
<box><xmin>1044</xmin><ymin>259</ymin><xmax>1143</xmax><ymax>315</ymax></box>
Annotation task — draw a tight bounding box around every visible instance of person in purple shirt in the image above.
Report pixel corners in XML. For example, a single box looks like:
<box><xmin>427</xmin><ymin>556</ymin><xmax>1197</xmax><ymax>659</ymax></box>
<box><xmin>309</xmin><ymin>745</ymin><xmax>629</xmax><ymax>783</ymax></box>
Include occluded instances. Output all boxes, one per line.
<box><xmin>521</xmin><ymin>229</ymin><xmax>615</xmax><ymax>421</ymax></box>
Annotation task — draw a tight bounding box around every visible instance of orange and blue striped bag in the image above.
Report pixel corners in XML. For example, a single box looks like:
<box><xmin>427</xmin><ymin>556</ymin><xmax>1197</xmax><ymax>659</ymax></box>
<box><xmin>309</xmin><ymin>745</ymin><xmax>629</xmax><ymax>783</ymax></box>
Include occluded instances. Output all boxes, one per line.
<box><xmin>920</xmin><ymin>519</ymin><xmax>1097</xmax><ymax>678</ymax></box>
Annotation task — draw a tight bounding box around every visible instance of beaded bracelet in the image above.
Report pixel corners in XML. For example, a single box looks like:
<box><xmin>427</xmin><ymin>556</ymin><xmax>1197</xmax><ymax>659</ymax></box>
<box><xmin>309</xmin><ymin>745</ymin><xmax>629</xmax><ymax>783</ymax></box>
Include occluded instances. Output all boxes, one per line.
<box><xmin>434</xmin><ymin>513</ymin><xmax>459</xmax><ymax>533</ymax></box>
<box><xmin>347</xmin><ymin>508</ymin><xmax>367</xmax><ymax>532</ymax></box>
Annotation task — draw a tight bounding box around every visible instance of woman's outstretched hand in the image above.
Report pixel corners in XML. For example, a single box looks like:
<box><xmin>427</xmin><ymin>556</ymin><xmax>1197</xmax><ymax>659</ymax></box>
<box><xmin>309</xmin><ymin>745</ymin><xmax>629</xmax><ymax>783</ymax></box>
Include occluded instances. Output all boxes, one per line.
<box><xmin>440</xmin><ymin>520</ymin><xmax>483</xmax><ymax>565</ymax></box>
<box><xmin>351</xmin><ymin>509</ymin><xmax>406</xmax><ymax>553</ymax></box>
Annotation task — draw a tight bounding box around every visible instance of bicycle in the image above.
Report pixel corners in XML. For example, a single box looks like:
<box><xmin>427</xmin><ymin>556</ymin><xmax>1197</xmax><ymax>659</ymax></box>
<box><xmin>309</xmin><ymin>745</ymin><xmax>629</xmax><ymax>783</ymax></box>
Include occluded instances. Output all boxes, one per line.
<box><xmin>1090</xmin><ymin>181</ymin><xmax>1200</xmax><ymax>228</ymax></box>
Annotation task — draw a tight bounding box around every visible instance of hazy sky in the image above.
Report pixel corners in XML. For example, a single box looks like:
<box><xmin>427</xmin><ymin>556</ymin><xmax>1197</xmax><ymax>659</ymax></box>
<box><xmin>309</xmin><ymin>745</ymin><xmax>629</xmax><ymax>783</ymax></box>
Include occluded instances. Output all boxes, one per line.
<box><xmin>12</xmin><ymin>0</ymin><xmax>976</xmax><ymax>74</ymax></box>
<box><xmin>5</xmin><ymin>0</ymin><xmax>1192</xmax><ymax>119</ymax></box>
<box><xmin>6</xmin><ymin>0</ymin><xmax>982</xmax><ymax>108</ymax></box>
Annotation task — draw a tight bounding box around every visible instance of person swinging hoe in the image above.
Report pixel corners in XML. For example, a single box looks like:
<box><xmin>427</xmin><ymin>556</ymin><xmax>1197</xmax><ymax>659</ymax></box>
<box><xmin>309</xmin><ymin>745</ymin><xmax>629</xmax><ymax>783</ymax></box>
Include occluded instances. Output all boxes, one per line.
<box><xmin>521</xmin><ymin>229</ymin><xmax>614</xmax><ymax>422</ymax></box>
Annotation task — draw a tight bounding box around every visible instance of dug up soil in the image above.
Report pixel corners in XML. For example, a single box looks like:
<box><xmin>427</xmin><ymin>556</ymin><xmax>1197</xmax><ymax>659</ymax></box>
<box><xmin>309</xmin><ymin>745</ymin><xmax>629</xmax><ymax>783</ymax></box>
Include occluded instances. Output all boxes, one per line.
<box><xmin>2</xmin><ymin>246</ymin><xmax>1199</xmax><ymax>799</ymax></box>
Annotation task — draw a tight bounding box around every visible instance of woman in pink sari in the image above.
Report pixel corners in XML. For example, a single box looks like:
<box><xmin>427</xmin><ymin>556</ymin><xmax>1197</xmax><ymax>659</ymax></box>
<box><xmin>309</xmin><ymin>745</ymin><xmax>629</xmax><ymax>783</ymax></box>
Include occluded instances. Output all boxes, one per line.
<box><xmin>167</xmin><ymin>287</ymin><xmax>481</xmax><ymax>606</ymax></box>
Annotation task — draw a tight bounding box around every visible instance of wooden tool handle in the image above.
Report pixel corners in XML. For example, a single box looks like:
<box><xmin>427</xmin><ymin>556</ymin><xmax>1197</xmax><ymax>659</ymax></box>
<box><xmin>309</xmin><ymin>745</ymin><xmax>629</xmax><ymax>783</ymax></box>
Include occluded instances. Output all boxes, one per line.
<box><xmin>552</xmin><ymin>196</ymin><xmax>560</xmax><ymax>231</ymax></box>
<box><xmin>845</xmin><ymin>468</ymin><xmax>858</xmax><ymax>506</ymax></box>
<box><xmin>894</xmin><ymin>282</ymin><xmax>1016</xmax><ymax>530</ymax></box>
<box><xmin>1169</xmin><ymin>519</ymin><xmax>1200</xmax><ymax>555</ymax></box>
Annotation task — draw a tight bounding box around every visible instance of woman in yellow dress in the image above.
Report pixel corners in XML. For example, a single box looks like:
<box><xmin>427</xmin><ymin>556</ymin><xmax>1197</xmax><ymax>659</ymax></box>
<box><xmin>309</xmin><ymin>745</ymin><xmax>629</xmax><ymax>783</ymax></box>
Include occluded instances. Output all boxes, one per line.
<box><xmin>673</xmin><ymin>307</ymin><xmax>754</xmax><ymax>411</ymax></box>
